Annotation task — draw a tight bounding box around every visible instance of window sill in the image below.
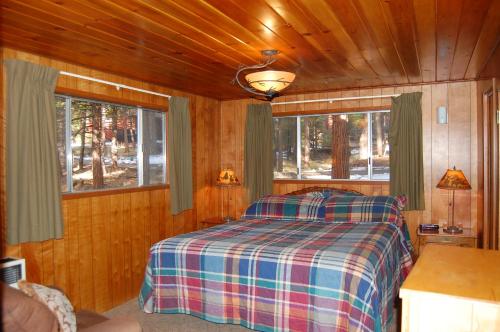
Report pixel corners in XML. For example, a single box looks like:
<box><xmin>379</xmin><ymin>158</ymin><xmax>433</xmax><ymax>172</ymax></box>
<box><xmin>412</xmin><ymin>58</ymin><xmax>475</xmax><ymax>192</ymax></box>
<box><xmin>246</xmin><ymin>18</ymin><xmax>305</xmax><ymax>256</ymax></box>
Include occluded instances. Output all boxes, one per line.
<box><xmin>62</xmin><ymin>184</ymin><xmax>169</xmax><ymax>200</ymax></box>
<box><xmin>273</xmin><ymin>179</ymin><xmax>389</xmax><ymax>185</ymax></box>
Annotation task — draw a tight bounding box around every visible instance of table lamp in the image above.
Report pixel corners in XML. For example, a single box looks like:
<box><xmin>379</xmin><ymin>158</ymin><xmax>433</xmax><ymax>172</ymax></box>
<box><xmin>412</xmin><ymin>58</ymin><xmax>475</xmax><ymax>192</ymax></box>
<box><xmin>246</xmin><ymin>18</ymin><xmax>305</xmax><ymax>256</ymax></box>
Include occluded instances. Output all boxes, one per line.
<box><xmin>216</xmin><ymin>168</ymin><xmax>240</xmax><ymax>222</ymax></box>
<box><xmin>436</xmin><ymin>166</ymin><xmax>471</xmax><ymax>234</ymax></box>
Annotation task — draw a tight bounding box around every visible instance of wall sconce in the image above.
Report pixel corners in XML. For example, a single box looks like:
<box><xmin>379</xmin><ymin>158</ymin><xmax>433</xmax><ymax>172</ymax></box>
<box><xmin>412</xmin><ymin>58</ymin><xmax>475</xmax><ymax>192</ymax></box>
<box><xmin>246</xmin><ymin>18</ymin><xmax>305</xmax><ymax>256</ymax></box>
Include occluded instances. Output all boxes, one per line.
<box><xmin>437</xmin><ymin>106</ymin><xmax>448</xmax><ymax>124</ymax></box>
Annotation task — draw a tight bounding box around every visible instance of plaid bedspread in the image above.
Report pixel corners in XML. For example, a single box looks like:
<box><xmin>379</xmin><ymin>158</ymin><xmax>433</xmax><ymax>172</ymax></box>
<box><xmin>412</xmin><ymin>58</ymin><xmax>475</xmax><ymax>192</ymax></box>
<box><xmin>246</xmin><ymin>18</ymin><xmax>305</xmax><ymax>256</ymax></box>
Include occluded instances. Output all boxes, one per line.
<box><xmin>139</xmin><ymin>221</ymin><xmax>412</xmax><ymax>332</ymax></box>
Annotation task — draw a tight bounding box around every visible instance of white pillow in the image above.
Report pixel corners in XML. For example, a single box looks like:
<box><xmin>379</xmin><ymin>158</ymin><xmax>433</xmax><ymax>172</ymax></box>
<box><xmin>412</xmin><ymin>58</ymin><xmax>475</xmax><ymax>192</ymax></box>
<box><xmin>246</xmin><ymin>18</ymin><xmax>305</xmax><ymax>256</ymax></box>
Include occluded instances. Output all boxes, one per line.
<box><xmin>18</xmin><ymin>280</ymin><xmax>77</xmax><ymax>332</ymax></box>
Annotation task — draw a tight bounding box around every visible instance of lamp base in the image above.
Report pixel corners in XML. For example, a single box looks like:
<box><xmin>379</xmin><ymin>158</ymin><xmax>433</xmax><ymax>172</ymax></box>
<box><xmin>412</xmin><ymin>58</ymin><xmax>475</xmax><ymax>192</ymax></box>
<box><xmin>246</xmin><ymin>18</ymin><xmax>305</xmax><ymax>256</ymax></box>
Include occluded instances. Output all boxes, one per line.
<box><xmin>443</xmin><ymin>225</ymin><xmax>463</xmax><ymax>234</ymax></box>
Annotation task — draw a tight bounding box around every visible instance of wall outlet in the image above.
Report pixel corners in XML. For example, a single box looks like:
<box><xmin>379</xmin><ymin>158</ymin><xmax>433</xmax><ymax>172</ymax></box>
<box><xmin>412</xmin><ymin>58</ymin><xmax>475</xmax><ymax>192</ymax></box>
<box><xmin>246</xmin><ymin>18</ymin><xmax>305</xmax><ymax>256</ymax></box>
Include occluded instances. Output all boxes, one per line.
<box><xmin>437</xmin><ymin>106</ymin><xmax>448</xmax><ymax>124</ymax></box>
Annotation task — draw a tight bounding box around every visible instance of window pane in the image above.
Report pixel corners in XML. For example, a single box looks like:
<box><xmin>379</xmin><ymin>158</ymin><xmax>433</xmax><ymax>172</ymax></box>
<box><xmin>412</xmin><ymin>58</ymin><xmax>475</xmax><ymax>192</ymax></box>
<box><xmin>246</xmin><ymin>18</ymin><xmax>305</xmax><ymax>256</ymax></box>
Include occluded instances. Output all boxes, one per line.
<box><xmin>143</xmin><ymin>109</ymin><xmax>166</xmax><ymax>185</ymax></box>
<box><xmin>300</xmin><ymin>113</ymin><xmax>369</xmax><ymax>180</ymax></box>
<box><xmin>371</xmin><ymin>112</ymin><xmax>390</xmax><ymax>180</ymax></box>
<box><xmin>301</xmin><ymin>115</ymin><xmax>332</xmax><ymax>179</ymax></box>
<box><xmin>71</xmin><ymin>99</ymin><xmax>96</xmax><ymax>191</ymax></box>
<box><xmin>102</xmin><ymin>104</ymin><xmax>138</xmax><ymax>189</ymax></box>
<box><xmin>273</xmin><ymin>117</ymin><xmax>297</xmax><ymax>179</ymax></box>
<box><xmin>346</xmin><ymin>113</ymin><xmax>369</xmax><ymax>180</ymax></box>
<box><xmin>56</xmin><ymin>96</ymin><xmax>67</xmax><ymax>192</ymax></box>
<box><xmin>71</xmin><ymin>99</ymin><xmax>138</xmax><ymax>191</ymax></box>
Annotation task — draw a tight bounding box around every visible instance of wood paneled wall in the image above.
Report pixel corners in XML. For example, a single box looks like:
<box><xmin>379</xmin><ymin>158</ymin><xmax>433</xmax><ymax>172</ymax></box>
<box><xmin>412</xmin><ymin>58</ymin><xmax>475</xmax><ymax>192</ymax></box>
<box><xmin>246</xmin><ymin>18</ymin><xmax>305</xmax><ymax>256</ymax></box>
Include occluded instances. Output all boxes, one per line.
<box><xmin>0</xmin><ymin>48</ymin><xmax>221</xmax><ymax>312</ymax></box>
<box><xmin>220</xmin><ymin>82</ymin><xmax>482</xmax><ymax>247</ymax></box>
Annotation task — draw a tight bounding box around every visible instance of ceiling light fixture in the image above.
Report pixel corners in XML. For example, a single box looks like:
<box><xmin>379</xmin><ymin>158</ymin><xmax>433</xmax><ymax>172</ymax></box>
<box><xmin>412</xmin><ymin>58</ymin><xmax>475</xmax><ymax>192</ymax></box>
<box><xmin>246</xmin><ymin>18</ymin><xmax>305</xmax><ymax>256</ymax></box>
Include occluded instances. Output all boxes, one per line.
<box><xmin>234</xmin><ymin>50</ymin><xmax>295</xmax><ymax>101</ymax></box>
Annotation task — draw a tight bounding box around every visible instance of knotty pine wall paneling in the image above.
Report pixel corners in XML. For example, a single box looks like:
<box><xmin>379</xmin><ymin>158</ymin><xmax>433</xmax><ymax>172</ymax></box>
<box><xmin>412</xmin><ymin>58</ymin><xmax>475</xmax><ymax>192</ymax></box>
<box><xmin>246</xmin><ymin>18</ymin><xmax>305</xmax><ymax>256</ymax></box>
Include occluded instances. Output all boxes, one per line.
<box><xmin>220</xmin><ymin>82</ymin><xmax>482</xmax><ymax>247</ymax></box>
<box><xmin>0</xmin><ymin>48</ymin><xmax>221</xmax><ymax>312</ymax></box>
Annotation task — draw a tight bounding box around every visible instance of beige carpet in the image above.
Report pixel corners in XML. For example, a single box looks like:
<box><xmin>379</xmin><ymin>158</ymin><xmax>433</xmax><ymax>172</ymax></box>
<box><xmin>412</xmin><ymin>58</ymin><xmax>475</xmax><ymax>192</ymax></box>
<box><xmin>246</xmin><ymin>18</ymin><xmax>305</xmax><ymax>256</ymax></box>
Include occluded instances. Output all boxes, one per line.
<box><xmin>105</xmin><ymin>298</ymin><xmax>398</xmax><ymax>332</ymax></box>
<box><xmin>105</xmin><ymin>298</ymin><xmax>251</xmax><ymax>332</ymax></box>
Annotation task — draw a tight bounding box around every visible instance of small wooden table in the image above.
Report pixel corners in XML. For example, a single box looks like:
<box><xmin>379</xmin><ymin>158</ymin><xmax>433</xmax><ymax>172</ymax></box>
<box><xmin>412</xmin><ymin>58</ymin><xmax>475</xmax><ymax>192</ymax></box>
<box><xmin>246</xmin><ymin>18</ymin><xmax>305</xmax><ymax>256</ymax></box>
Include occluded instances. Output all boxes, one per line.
<box><xmin>400</xmin><ymin>245</ymin><xmax>500</xmax><ymax>332</ymax></box>
<box><xmin>417</xmin><ymin>228</ymin><xmax>477</xmax><ymax>256</ymax></box>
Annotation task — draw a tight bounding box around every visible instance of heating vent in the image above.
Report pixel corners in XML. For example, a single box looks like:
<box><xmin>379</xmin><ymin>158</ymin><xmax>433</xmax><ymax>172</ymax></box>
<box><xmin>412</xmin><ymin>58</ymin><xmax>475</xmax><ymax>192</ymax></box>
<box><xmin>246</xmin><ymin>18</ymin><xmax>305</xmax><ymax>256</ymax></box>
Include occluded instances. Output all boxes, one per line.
<box><xmin>0</xmin><ymin>257</ymin><xmax>26</xmax><ymax>288</ymax></box>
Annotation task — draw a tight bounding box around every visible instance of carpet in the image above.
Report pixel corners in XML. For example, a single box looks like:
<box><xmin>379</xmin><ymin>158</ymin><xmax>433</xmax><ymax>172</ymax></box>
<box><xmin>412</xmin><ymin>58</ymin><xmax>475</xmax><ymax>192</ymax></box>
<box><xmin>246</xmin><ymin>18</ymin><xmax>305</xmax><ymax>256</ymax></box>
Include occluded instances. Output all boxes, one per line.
<box><xmin>105</xmin><ymin>298</ymin><xmax>398</xmax><ymax>332</ymax></box>
<box><xmin>104</xmin><ymin>298</ymin><xmax>251</xmax><ymax>332</ymax></box>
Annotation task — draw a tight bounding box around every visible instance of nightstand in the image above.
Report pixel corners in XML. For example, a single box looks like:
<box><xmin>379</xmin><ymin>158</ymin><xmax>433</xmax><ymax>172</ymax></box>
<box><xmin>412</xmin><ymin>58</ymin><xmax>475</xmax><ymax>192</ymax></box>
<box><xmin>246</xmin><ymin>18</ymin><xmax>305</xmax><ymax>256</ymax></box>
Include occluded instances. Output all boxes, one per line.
<box><xmin>417</xmin><ymin>228</ymin><xmax>476</xmax><ymax>255</ymax></box>
<box><xmin>199</xmin><ymin>217</ymin><xmax>226</xmax><ymax>229</ymax></box>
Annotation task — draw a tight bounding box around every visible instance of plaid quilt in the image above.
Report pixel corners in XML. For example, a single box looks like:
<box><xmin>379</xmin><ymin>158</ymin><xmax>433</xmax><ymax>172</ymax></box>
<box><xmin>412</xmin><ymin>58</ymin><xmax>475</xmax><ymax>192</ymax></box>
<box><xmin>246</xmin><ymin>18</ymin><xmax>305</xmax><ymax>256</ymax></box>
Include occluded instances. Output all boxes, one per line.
<box><xmin>241</xmin><ymin>195</ymin><xmax>325</xmax><ymax>222</ymax></box>
<box><xmin>139</xmin><ymin>220</ymin><xmax>412</xmax><ymax>332</ymax></box>
<box><xmin>323</xmin><ymin>195</ymin><xmax>413</xmax><ymax>251</ymax></box>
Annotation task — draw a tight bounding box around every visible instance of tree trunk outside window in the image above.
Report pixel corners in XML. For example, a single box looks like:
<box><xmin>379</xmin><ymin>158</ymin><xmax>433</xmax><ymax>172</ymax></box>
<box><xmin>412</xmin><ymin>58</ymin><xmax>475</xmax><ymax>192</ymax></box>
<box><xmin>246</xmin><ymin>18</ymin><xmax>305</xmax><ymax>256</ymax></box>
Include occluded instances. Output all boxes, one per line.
<box><xmin>331</xmin><ymin>115</ymin><xmax>350</xmax><ymax>179</ymax></box>
<box><xmin>375</xmin><ymin>113</ymin><xmax>384</xmax><ymax>156</ymax></box>
<box><xmin>303</xmin><ymin>118</ymin><xmax>310</xmax><ymax>166</ymax></box>
<box><xmin>92</xmin><ymin>104</ymin><xmax>104</xmax><ymax>188</ymax></box>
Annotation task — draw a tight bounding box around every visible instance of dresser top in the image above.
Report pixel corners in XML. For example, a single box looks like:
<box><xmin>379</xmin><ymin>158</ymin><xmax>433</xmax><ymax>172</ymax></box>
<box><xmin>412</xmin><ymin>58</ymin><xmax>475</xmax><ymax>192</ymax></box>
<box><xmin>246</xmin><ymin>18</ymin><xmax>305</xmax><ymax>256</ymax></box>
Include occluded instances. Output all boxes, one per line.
<box><xmin>400</xmin><ymin>245</ymin><xmax>500</xmax><ymax>304</ymax></box>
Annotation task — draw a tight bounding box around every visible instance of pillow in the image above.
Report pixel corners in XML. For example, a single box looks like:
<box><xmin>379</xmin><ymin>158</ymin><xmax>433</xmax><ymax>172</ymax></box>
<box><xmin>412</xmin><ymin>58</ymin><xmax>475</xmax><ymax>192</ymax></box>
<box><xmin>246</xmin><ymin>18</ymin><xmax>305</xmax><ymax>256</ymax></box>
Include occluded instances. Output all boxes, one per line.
<box><xmin>304</xmin><ymin>191</ymin><xmax>324</xmax><ymax>198</ymax></box>
<box><xmin>242</xmin><ymin>194</ymin><xmax>325</xmax><ymax>221</ymax></box>
<box><xmin>18</xmin><ymin>281</ymin><xmax>77</xmax><ymax>332</ymax></box>
<box><xmin>324</xmin><ymin>195</ymin><xmax>406</xmax><ymax>225</ymax></box>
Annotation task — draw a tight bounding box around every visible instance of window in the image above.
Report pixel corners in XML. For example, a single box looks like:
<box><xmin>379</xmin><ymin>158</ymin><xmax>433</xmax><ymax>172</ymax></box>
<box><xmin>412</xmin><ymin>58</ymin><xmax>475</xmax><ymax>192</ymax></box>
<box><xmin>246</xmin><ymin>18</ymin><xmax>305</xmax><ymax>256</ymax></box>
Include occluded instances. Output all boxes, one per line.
<box><xmin>56</xmin><ymin>95</ymin><xmax>167</xmax><ymax>193</ymax></box>
<box><xmin>273</xmin><ymin>117</ymin><xmax>298</xmax><ymax>179</ymax></box>
<box><xmin>273</xmin><ymin>110</ymin><xmax>390</xmax><ymax>180</ymax></box>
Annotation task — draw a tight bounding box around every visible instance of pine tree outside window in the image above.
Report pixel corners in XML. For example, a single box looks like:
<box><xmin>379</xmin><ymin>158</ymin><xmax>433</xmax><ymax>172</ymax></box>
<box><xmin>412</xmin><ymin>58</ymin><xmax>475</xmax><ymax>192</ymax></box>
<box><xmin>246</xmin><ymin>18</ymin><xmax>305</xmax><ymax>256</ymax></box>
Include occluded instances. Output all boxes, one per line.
<box><xmin>273</xmin><ymin>110</ymin><xmax>390</xmax><ymax>180</ymax></box>
<box><xmin>55</xmin><ymin>95</ymin><xmax>167</xmax><ymax>193</ymax></box>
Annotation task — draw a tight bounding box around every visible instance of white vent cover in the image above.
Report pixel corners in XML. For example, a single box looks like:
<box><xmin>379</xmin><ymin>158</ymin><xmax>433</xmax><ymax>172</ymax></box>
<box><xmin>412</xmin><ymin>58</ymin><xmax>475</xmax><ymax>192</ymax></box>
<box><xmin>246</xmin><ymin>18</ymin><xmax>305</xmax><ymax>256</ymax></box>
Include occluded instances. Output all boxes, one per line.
<box><xmin>0</xmin><ymin>257</ymin><xmax>26</xmax><ymax>288</ymax></box>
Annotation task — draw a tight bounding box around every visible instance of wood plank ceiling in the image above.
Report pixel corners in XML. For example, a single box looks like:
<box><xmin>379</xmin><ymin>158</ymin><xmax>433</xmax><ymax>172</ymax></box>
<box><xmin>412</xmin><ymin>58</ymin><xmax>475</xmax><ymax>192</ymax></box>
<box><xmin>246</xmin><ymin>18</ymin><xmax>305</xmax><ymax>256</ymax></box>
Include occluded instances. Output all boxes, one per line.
<box><xmin>1</xmin><ymin>0</ymin><xmax>499</xmax><ymax>99</ymax></box>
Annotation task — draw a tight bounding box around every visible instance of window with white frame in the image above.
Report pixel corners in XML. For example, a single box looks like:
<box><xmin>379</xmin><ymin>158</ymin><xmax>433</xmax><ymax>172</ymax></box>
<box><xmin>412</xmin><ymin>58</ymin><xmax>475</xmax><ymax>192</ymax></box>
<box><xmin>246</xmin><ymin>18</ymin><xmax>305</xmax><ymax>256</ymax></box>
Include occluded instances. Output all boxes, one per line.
<box><xmin>55</xmin><ymin>95</ymin><xmax>167</xmax><ymax>193</ymax></box>
<box><xmin>273</xmin><ymin>110</ymin><xmax>390</xmax><ymax>180</ymax></box>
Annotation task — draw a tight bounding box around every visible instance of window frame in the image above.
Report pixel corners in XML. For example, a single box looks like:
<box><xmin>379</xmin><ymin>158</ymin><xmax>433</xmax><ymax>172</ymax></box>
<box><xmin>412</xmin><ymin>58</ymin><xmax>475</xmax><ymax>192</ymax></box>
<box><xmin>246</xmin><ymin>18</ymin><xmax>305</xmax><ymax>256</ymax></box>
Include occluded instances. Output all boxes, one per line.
<box><xmin>56</xmin><ymin>93</ymin><xmax>168</xmax><ymax>196</ymax></box>
<box><xmin>273</xmin><ymin>109</ymin><xmax>390</xmax><ymax>182</ymax></box>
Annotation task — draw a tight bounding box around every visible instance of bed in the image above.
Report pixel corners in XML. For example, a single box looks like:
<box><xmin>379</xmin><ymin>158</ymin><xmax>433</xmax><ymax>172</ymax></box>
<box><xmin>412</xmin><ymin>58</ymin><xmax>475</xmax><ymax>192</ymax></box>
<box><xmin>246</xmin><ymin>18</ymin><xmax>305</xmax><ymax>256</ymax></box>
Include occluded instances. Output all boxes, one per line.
<box><xmin>139</xmin><ymin>188</ymin><xmax>413</xmax><ymax>332</ymax></box>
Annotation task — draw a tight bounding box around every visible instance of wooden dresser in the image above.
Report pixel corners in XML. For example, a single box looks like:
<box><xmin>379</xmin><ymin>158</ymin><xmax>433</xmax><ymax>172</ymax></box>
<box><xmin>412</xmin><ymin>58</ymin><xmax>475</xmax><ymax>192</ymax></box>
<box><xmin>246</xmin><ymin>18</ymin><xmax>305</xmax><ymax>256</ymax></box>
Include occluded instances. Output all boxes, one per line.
<box><xmin>400</xmin><ymin>245</ymin><xmax>500</xmax><ymax>332</ymax></box>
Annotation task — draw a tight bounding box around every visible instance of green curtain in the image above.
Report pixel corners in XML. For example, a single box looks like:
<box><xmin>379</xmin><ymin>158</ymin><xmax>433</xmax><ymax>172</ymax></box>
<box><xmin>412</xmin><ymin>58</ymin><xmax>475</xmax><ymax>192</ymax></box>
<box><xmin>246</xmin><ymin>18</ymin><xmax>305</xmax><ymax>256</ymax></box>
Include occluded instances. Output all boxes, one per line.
<box><xmin>168</xmin><ymin>96</ymin><xmax>193</xmax><ymax>215</ymax></box>
<box><xmin>244</xmin><ymin>103</ymin><xmax>273</xmax><ymax>203</ymax></box>
<box><xmin>389</xmin><ymin>92</ymin><xmax>425</xmax><ymax>210</ymax></box>
<box><xmin>5</xmin><ymin>60</ymin><xmax>63</xmax><ymax>244</ymax></box>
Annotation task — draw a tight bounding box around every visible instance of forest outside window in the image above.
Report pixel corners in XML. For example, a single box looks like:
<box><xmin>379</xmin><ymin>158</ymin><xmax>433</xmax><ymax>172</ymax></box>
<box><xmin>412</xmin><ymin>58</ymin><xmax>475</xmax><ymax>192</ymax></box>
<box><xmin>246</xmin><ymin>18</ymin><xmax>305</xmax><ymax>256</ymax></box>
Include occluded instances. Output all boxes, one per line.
<box><xmin>56</xmin><ymin>95</ymin><xmax>167</xmax><ymax>193</ymax></box>
<box><xmin>273</xmin><ymin>111</ymin><xmax>390</xmax><ymax>181</ymax></box>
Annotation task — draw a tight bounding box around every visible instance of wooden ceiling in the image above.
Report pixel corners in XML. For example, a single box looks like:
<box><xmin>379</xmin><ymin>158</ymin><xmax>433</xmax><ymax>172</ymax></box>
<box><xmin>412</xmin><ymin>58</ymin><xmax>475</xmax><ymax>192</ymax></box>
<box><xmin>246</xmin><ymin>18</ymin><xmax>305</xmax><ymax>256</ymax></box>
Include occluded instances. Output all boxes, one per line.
<box><xmin>1</xmin><ymin>0</ymin><xmax>499</xmax><ymax>99</ymax></box>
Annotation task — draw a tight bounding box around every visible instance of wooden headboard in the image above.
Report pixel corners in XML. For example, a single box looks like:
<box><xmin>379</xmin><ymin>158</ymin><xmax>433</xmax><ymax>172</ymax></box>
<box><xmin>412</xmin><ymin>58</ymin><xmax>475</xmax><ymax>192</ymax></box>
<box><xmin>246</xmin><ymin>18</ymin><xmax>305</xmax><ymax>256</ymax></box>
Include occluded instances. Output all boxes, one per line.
<box><xmin>286</xmin><ymin>186</ymin><xmax>364</xmax><ymax>196</ymax></box>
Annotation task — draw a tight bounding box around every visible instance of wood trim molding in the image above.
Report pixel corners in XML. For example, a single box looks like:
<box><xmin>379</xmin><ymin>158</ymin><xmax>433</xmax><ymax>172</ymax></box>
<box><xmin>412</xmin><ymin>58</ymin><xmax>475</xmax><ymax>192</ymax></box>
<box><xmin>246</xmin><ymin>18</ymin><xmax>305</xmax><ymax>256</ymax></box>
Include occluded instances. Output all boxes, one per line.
<box><xmin>273</xmin><ymin>105</ymin><xmax>391</xmax><ymax>117</ymax></box>
<box><xmin>55</xmin><ymin>87</ymin><xmax>168</xmax><ymax>112</ymax></box>
<box><xmin>62</xmin><ymin>184</ymin><xmax>168</xmax><ymax>200</ymax></box>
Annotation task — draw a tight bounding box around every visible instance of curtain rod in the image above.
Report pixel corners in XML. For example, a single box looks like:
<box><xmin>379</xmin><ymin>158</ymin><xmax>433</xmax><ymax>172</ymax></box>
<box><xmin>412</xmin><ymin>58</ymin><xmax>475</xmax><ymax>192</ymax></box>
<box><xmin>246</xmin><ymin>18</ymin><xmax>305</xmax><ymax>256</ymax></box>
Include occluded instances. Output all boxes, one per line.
<box><xmin>270</xmin><ymin>94</ymin><xmax>400</xmax><ymax>106</ymax></box>
<box><xmin>59</xmin><ymin>71</ymin><xmax>171</xmax><ymax>99</ymax></box>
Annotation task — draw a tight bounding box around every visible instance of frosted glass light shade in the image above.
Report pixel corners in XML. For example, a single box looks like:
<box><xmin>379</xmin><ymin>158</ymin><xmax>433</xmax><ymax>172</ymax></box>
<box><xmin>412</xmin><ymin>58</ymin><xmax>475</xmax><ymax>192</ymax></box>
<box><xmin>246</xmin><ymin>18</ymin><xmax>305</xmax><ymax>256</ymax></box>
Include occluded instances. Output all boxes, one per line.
<box><xmin>245</xmin><ymin>70</ymin><xmax>296</xmax><ymax>93</ymax></box>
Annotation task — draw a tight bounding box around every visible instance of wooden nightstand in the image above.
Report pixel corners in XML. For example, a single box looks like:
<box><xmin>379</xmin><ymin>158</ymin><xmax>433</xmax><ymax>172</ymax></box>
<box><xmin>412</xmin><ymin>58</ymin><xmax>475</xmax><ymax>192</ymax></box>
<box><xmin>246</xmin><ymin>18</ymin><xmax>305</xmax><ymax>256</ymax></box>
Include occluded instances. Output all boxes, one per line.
<box><xmin>199</xmin><ymin>217</ymin><xmax>226</xmax><ymax>229</ymax></box>
<box><xmin>417</xmin><ymin>228</ymin><xmax>477</xmax><ymax>256</ymax></box>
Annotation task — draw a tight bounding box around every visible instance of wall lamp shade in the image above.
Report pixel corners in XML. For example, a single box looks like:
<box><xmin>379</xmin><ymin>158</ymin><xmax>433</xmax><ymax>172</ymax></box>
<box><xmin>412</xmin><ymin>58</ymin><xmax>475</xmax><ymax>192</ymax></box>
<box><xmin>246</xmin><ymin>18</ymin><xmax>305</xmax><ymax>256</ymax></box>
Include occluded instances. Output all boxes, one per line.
<box><xmin>436</xmin><ymin>167</ymin><xmax>471</xmax><ymax>190</ymax></box>
<box><xmin>245</xmin><ymin>70</ymin><xmax>296</xmax><ymax>93</ymax></box>
<box><xmin>216</xmin><ymin>168</ymin><xmax>240</xmax><ymax>186</ymax></box>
